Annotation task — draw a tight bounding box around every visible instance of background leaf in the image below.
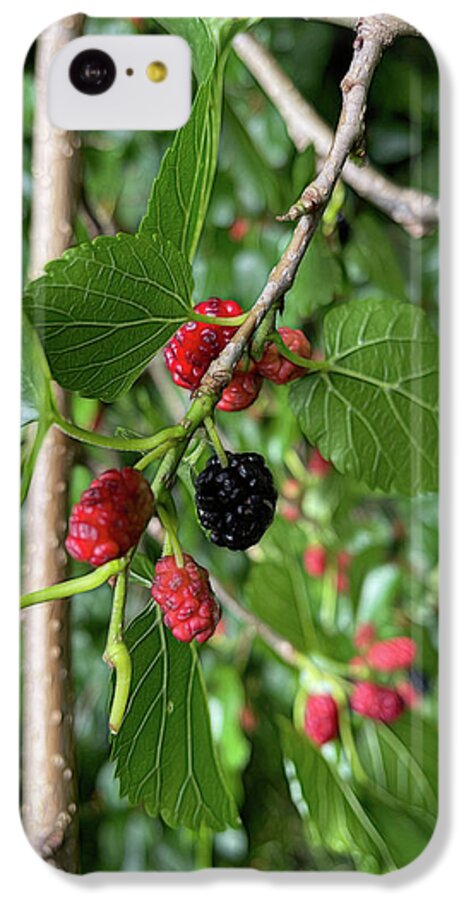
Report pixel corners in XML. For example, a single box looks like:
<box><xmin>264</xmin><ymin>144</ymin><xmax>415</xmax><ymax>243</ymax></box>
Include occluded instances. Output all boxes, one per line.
<box><xmin>24</xmin><ymin>234</ymin><xmax>193</xmax><ymax>402</ymax></box>
<box><xmin>356</xmin><ymin>714</ymin><xmax>438</xmax><ymax>828</ymax></box>
<box><xmin>290</xmin><ymin>299</ymin><xmax>438</xmax><ymax>495</ymax></box>
<box><xmin>111</xmin><ymin>602</ymin><xmax>239</xmax><ymax>832</ymax></box>
<box><xmin>21</xmin><ymin>312</ymin><xmax>53</xmax><ymax>426</ymax></box>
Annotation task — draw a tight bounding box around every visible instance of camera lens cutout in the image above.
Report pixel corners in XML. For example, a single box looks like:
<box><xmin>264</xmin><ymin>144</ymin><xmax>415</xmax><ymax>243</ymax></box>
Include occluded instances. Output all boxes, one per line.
<box><xmin>69</xmin><ymin>49</ymin><xmax>116</xmax><ymax>96</ymax></box>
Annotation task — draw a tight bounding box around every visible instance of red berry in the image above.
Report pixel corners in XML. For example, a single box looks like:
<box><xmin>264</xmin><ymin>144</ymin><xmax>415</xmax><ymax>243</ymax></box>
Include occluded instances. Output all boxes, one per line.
<box><xmin>256</xmin><ymin>327</ymin><xmax>311</xmax><ymax>385</ymax></box>
<box><xmin>228</xmin><ymin>218</ymin><xmax>249</xmax><ymax>242</ymax></box>
<box><xmin>308</xmin><ymin>448</ymin><xmax>331</xmax><ymax>477</ymax></box>
<box><xmin>350</xmin><ymin>681</ymin><xmax>404</xmax><ymax>723</ymax></box>
<box><xmin>151</xmin><ymin>553</ymin><xmax>221</xmax><ymax>644</ymax></box>
<box><xmin>396</xmin><ymin>681</ymin><xmax>421</xmax><ymax>708</ymax></box>
<box><xmin>281</xmin><ymin>478</ymin><xmax>301</xmax><ymax>500</ymax></box>
<box><xmin>354</xmin><ymin>622</ymin><xmax>376</xmax><ymax>650</ymax></box>
<box><xmin>349</xmin><ymin>655</ymin><xmax>366</xmax><ymax>670</ymax></box>
<box><xmin>366</xmin><ymin>637</ymin><xmax>417</xmax><ymax>672</ymax></box>
<box><xmin>280</xmin><ymin>502</ymin><xmax>300</xmax><ymax>522</ymax></box>
<box><xmin>303</xmin><ymin>545</ymin><xmax>327</xmax><ymax>577</ymax></box>
<box><xmin>217</xmin><ymin>365</ymin><xmax>262</xmax><ymax>412</ymax></box>
<box><xmin>304</xmin><ymin>694</ymin><xmax>339</xmax><ymax>745</ymax></box>
<box><xmin>65</xmin><ymin>468</ymin><xmax>154</xmax><ymax>567</ymax></box>
<box><xmin>337</xmin><ymin>550</ymin><xmax>352</xmax><ymax>571</ymax></box>
<box><xmin>164</xmin><ymin>298</ymin><xmax>243</xmax><ymax>390</ymax></box>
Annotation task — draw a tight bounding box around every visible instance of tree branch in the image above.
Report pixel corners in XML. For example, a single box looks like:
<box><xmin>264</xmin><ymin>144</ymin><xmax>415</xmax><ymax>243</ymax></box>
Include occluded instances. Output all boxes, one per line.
<box><xmin>149</xmin><ymin>15</ymin><xmax>416</xmax><ymax>499</ymax></box>
<box><xmin>21</xmin><ymin>15</ymin><xmax>83</xmax><ymax>872</ymax></box>
<box><xmin>233</xmin><ymin>24</ymin><xmax>438</xmax><ymax>237</ymax></box>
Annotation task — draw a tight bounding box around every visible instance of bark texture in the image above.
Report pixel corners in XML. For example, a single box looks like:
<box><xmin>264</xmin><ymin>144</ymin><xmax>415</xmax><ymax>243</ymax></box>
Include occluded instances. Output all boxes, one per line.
<box><xmin>21</xmin><ymin>14</ymin><xmax>83</xmax><ymax>872</ymax></box>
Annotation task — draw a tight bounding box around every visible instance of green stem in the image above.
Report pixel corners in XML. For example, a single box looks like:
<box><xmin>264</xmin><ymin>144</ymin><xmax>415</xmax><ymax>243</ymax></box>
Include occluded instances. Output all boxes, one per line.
<box><xmin>21</xmin><ymin>556</ymin><xmax>128</xmax><ymax>609</ymax></box>
<box><xmin>103</xmin><ymin>570</ymin><xmax>132</xmax><ymax>735</ymax></box>
<box><xmin>133</xmin><ymin>440</ymin><xmax>175</xmax><ymax>472</ymax></box>
<box><xmin>267</xmin><ymin>332</ymin><xmax>330</xmax><ymax>372</ymax></box>
<box><xmin>191</xmin><ymin>312</ymin><xmax>248</xmax><ymax>327</ymax></box>
<box><xmin>204</xmin><ymin>416</ymin><xmax>228</xmax><ymax>467</ymax></box>
<box><xmin>53</xmin><ymin>410</ymin><xmax>186</xmax><ymax>453</ymax></box>
<box><xmin>157</xmin><ymin>502</ymin><xmax>184</xmax><ymax>567</ymax></box>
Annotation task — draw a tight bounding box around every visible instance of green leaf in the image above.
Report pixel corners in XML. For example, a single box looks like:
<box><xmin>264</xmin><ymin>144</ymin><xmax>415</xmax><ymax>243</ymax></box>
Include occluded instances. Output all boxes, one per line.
<box><xmin>290</xmin><ymin>299</ymin><xmax>438</xmax><ymax>495</ymax></box>
<box><xmin>346</xmin><ymin>212</ymin><xmax>407</xmax><ymax>300</ymax></box>
<box><xmin>356</xmin><ymin>563</ymin><xmax>402</xmax><ymax>628</ymax></box>
<box><xmin>356</xmin><ymin>714</ymin><xmax>438</xmax><ymax>829</ymax></box>
<box><xmin>279</xmin><ymin>719</ymin><xmax>395</xmax><ymax>873</ymax></box>
<box><xmin>24</xmin><ymin>234</ymin><xmax>193</xmax><ymax>402</ymax></box>
<box><xmin>21</xmin><ymin>313</ymin><xmax>53</xmax><ymax>426</ymax></box>
<box><xmin>111</xmin><ymin>602</ymin><xmax>238</xmax><ymax>832</ymax></box>
<box><xmin>139</xmin><ymin>76</ymin><xmax>223</xmax><ymax>262</ymax></box>
<box><xmin>158</xmin><ymin>18</ymin><xmax>217</xmax><ymax>84</ymax></box>
<box><xmin>244</xmin><ymin>558</ymin><xmax>319</xmax><ymax>654</ymax></box>
<box><xmin>288</xmin><ymin>230</ymin><xmax>344</xmax><ymax>315</ymax></box>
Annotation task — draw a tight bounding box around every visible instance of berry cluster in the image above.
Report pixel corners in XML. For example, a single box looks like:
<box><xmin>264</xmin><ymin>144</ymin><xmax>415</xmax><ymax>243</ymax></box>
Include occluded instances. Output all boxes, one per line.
<box><xmin>65</xmin><ymin>468</ymin><xmax>154</xmax><ymax>567</ymax></box>
<box><xmin>164</xmin><ymin>297</ymin><xmax>312</xmax><ymax>412</ymax></box>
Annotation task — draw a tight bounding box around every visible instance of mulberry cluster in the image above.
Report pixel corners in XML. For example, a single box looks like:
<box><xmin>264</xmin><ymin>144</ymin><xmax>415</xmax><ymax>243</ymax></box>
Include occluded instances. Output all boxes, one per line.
<box><xmin>163</xmin><ymin>297</ymin><xmax>312</xmax><ymax>412</ymax></box>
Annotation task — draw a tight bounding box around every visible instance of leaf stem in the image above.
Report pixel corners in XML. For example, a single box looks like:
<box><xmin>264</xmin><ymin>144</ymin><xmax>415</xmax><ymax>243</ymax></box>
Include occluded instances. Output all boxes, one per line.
<box><xmin>204</xmin><ymin>416</ymin><xmax>228</xmax><ymax>467</ymax></box>
<box><xmin>157</xmin><ymin>502</ymin><xmax>184</xmax><ymax>568</ymax></box>
<box><xmin>53</xmin><ymin>409</ymin><xmax>186</xmax><ymax>453</ymax></box>
<box><xmin>103</xmin><ymin>570</ymin><xmax>132</xmax><ymax>734</ymax></box>
<box><xmin>20</xmin><ymin>555</ymin><xmax>129</xmax><ymax>609</ymax></box>
<box><xmin>191</xmin><ymin>312</ymin><xmax>248</xmax><ymax>327</ymax></box>
<box><xmin>267</xmin><ymin>332</ymin><xmax>329</xmax><ymax>371</ymax></box>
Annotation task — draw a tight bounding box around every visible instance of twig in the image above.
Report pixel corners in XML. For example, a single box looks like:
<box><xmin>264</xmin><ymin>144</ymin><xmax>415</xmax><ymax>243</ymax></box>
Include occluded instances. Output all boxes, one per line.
<box><xmin>150</xmin><ymin>15</ymin><xmax>419</xmax><ymax>497</ymax></box>
<box><xmin>233</xmin><ymin>26</ymin><xmax>438</xmax><ymax>237</ymax></box>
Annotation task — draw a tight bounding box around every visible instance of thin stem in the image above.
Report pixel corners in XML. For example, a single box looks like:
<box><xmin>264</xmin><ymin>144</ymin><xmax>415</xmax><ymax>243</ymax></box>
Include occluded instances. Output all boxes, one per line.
<box><xmin>157</xmin><ymin>503</ymin><xmax>184</xmax><ymax>567</ymax></box>
<box><xmin>204</xmin><ymin>416</ymin><xmax>228</xmax><ymax>467</ymax></box>
<box><xmin>103</xmin><ymin>571</ymin><xmax>132</xmax><ymax>734</ymax></box>
<box><xmin>21</xmin><ymin>555</ymin><xmax>128</xmax><ymax>609</ymax></box>
<box><xmin>53</xmin><ymin>410</ymin><xmax>186</xmax><ymax>453</ymax></box>
<box><xmin>267</xmin><ymin>332</ymin><xmax>329</xmax><ymax>371</ymax></box>
<box><xmin>191</xmin><ymin>312</ymin><xmax>248</xmax><ymax>327</ymax></box>
<box><xmin>133</xmin><ymin>440</ymin><xmax>175</xmax><ymax>472</ymax></box>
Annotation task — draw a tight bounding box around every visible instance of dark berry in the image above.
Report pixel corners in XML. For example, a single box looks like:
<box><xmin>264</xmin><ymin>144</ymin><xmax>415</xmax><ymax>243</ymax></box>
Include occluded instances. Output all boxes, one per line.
<box><xmin>365</xmin><ymin>637</ymin><xmax>417</xmax><ymax>672</ymax></box>
<box><xmin>151</xmin><ymin>553</ymin><xmax>221</xmax><ymax>643</ymax></box>
<box><xmin>304</xmin><ymin>694</ymin><xmax>339</xmax><ymax>745</ymax></box>
<box><xmin>256</xmin><ymin>327</ymin><xmax>311</xmax><ymax>384</ymax></box>
<box><xmin>65</xmin><ymin>468</ymin><xmax>154</xmax><ymax>567</ymax></box>
<box><xmin>164</xmin><ymin>298</ymin><xmax>243</xmax><ymax>390</ymax></box>
<box><xmin>194</xmin><ymin>452</ymin><xmax>277</xmax><ymax>550</ymax></box>
<box><xmin>350</xmin><ymin>681</ymin><xmax>404</xmax><ymax>723</ymax></box>
<box><xmin>217</xmin><ymin>364</ymin><xmax>262</xmax><ymax>412</ymax></box>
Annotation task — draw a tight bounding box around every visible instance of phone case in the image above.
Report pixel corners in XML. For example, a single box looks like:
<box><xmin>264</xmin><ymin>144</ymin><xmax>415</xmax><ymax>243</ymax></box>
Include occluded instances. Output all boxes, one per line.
<box><xmin>21</xmin><ymin>14</ymin><xmax>439</xmax><ymax>875</ymax></box>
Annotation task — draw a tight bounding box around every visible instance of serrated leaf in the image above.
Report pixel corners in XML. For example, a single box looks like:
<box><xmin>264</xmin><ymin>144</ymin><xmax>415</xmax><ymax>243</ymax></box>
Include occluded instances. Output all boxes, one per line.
<box><xmin>158</xmin><ymin>18</ymin><xmax>217</xmax><ymax>83</ymax></box>
<box><xmin>244</xmin><ymin>558</ymin><xmax>319</xmax><ymax>653</ymax></box>
<box><xmin>139</xmin><ymin>76</ymin><xmax>223</xmax><ymax>262</ymax></box>
<box><xmin>356</xmin><ymin>714</ymin><xmax>437</xmax><ymax>829</ymax></box>
<box><xmin>23</xmin><ymin>234</ymin><xmax>193</xmax><ymax>402</ymax></box>
<box><xmin>111</xmin><ymin>602</ymin><xmax>238</xmax><ymax>832</ymax></box>
<box><xmin>290</xmin><ymin>299</ymin><xmax>438</xmax><ymax>495</ymax></box>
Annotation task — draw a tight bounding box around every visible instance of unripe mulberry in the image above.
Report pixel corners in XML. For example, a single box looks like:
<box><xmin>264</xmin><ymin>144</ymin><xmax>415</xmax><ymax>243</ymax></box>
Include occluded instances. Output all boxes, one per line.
<box><xmin>65</xmin><ymin>468</ymin><xmax>154</xmax><ymax>567</ymax></box>
<box><xmin>366</xmin><ymin>637</ymin><xmax>417</xmax><ymax>672</ymax></box>
<box><xmin>350</xmin><ymin>681</ymin><xmax>404</xmax><ymax>723</ymax></box>
<box><xmin>256</xmin><ymin>327</ymin><xmax>311</xmax><ymax>384</ymax></box>
<box><xmin>304</xmin><ymin>694</ymin><xmax>339</xmax><ymax>745</ymax></box>
<box><xmin>303</xmin><ymin>545</ymin><xmax>327</xmax><ymax>577</ymax></box>
<box><xmin>217</xmin><ymin>365</ymin><xmax>262</xmax><ymax>412</ymax></box>
<box><xmin>151</xmin><ymin>553</ymin><xmax>221</xmax><ymax>643</ymax></box>
<box><xmin>164</xmin><ymin>298</ymin><xmax>243</xmax><ymax>390</ymax></box>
